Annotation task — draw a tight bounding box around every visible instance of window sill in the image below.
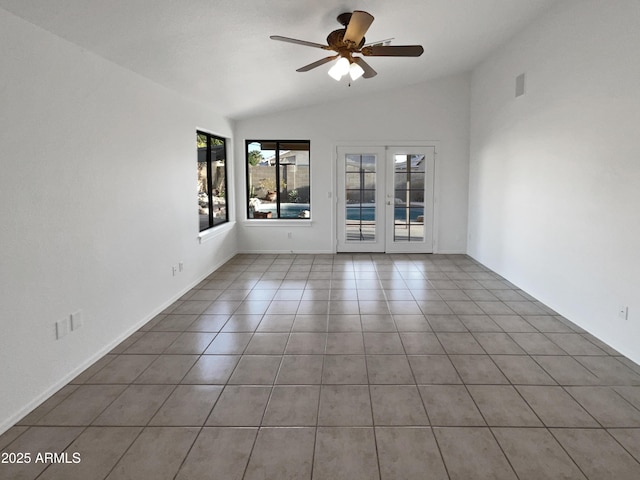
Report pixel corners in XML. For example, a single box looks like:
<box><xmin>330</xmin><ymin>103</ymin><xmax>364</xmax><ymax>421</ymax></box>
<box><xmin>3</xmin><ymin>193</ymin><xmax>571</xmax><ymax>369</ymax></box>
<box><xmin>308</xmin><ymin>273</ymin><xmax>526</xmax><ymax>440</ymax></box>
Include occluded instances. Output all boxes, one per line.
<box><xmin>198</xmin><ymin>222</ymin><xmax>235</xmax><ymax>244</ymax></box>
<box><xmin>243</xmin><ymin>220</ymin><xmax>313</xmax><ymax>227</ymax></box>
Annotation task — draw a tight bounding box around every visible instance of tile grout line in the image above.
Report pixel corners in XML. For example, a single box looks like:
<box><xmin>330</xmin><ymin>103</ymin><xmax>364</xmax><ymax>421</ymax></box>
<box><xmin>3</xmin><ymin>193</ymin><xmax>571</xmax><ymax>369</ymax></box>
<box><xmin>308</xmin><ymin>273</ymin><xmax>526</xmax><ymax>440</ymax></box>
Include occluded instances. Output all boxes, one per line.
<box><xmin>7</xmin><ymin>253</ymin><xmax>640</xmax><ymax>480</ymax></box>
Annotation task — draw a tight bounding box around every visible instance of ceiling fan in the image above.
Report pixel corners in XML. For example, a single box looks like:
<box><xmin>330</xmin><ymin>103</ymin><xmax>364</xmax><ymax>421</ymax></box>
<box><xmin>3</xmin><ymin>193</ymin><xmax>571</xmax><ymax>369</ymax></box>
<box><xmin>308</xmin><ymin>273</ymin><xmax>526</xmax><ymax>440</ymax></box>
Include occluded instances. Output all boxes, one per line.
<box><xmin>271</xmin><ymin>10</ymin><xmax>424</xmax><ymax>81</ymax></box>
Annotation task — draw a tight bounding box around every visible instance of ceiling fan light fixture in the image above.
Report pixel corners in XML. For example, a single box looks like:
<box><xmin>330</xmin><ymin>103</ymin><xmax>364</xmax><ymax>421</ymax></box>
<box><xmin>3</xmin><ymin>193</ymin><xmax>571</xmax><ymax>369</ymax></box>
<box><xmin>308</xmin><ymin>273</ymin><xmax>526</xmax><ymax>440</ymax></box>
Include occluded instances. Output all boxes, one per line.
<box><xmin>327</xmin><ymin>64</ymin><xmax>343</xmax><ymax>81</ymax></box>
<box><xmin>328</xmin><ymin>57</ymin><xmax>350</xmax><ymax>80</ymax></box>
<box><xmin>349</xmin><ymin>61</ymin><xmax>365</xmax><ymax>81</ymax></box>
<box><xmin>272</xmin><ymin>10</ymin><xmax>423</xmax><ymax>81</ymax></box>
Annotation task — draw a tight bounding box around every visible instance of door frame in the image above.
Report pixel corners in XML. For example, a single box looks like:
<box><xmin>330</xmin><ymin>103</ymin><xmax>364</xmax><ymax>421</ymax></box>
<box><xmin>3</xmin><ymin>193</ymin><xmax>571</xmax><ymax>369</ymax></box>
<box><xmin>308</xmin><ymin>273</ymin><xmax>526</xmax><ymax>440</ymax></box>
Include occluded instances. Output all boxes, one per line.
<box><xmin>384</xmin><ymin>146</ymin><xmax>436</xmax><ymax>253</ymax></box>
<box><xmin>334</xmin><ymin>141</ymin><xmax>440</xmax><ymax>253</ymax></box>
<box><xmin>336</xmin><ymin>146</ymin><xmax>387</xmax><ymax>252</ymax></box>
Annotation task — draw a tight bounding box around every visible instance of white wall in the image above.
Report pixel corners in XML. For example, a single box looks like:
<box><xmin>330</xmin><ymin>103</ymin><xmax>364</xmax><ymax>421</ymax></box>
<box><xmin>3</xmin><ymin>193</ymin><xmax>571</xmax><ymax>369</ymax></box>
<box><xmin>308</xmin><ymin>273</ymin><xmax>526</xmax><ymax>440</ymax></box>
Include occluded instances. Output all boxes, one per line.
<box><xmin>468</xmin><ymin>0</ymin><xmax>640</xmax><ymax>362</ymax></box>
<box><xmin>234</xmin><ymin>73</ymin><xmax>471</xmax><ymax>254</ymax></box>
<box><xmin>0</xmin><ymin>9</ymin><xmax>237</xmax><ymax>433</ymax></box>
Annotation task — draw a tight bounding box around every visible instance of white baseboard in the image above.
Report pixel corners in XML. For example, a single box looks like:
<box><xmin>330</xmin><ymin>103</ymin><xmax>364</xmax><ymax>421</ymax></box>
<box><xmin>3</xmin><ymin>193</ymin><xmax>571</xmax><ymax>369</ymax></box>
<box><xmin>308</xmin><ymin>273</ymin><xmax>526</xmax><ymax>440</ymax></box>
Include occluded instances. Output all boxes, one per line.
<box><xmin>0</xmin><ymin>250</ymin><xmax>236</xmax><ymax>436</ymax></box>
<box><xmin>238</xmin><ymin>249</ymin><xmax>468</xmax><ymax>256</ymax></box>
<box><xmin>238</xmin><ymin>249</ymin><xmax>335</xmax><ymax>255</ymax></box>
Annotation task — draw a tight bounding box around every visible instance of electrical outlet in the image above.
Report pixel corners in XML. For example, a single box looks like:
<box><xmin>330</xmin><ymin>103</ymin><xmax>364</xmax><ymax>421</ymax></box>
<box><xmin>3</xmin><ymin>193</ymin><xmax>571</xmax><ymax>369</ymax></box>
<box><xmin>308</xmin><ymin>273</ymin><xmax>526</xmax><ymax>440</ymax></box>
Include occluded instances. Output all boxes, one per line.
<box><xmin>618</xmin><ymin>306</ymin><xmax>629</xmax><ymax>320</ymax></box>
<box><xmin>287</xmin><ymin>232</ymin><xmax>292</xmax><ymax>239</ymax></box>
<box><xmin>172</xmin><ymin>265</ymin><xmax>177</xmax><ymax>276</ymax></box>
<box><xmin>56</xmin><ymin>319</ymin><xmax>69</xmax><ymax>339</ymax></box>
<box><xmin>71</xmin><ymin>310</ymin><xmax>83</xmax><ymax>331</ymax></box>
<box><xmin>179</xmin><ymin>262</ymin><xmax>184</xmax><ymax>272</ymax></box>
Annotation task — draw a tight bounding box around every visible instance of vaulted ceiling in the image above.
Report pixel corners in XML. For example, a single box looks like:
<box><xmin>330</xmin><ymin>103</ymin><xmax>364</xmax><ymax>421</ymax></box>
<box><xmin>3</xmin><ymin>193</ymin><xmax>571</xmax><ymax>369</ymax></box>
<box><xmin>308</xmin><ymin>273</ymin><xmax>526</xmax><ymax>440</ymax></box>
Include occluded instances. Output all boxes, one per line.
<box><xmin>0</xmin><ymin>0</ymin><xmax>558</xmax><ymax>119</ymax></box>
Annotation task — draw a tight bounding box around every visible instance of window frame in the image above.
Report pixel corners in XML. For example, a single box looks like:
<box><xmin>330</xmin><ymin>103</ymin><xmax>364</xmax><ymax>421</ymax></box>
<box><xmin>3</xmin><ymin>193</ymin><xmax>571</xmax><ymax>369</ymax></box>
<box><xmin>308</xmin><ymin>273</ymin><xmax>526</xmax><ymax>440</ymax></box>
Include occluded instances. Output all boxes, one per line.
<box><xmin>245</xmin><ymin>140</ymin><xmax>311</xmax><ymax>220</ymax></box>
<box><xmin>198</xmin><ymin>131</ymin><xmax>228</xmax><ymax>232</ymax></box>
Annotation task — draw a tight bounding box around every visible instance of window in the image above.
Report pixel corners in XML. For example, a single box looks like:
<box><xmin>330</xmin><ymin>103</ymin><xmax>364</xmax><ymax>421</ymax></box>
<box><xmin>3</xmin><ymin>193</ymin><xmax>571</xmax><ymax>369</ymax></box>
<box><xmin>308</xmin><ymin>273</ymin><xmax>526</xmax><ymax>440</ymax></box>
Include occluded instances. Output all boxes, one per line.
<box><xmin>246</xmin><ymin>140</ymin><xmax>310</xmax><ymax>219</ymax></box>
<box><xmin>197</xmin><ymin>131</ymin><xmax>228</xmax><ymax>231</ymax></box>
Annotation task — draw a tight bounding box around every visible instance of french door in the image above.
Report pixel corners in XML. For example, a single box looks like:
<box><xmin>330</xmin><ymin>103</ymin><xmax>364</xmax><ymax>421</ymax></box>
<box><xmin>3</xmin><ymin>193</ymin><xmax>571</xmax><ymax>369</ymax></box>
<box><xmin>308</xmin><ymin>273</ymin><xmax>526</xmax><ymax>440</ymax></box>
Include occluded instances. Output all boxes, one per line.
<box><xmin>336</xmin><ymin>145</ymin><xmax>435</xmax><ymax>253</ymax></box>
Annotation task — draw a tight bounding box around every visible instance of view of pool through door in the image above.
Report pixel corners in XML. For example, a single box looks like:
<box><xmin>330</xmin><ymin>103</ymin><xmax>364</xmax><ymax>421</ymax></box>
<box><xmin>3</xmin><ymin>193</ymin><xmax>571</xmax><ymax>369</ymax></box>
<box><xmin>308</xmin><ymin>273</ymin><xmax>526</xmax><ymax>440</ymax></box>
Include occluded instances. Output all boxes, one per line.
<box><xmin>336</xmin><ymin>146</ymin><xmax>435</xmax><ymax>253</ymax></box>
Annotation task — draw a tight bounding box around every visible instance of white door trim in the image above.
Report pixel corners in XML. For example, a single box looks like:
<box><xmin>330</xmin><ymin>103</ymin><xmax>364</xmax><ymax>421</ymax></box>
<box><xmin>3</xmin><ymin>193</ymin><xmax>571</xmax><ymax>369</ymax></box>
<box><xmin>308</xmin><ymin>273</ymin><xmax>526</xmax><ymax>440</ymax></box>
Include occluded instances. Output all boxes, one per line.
<box><xmin>384</xmin><ymin>146</ymin><xmax>435</xmax><ymax>253</ymax></box>
<box><xmin>336</xmin><ymin>146</ymin><xmax>387</xmax><ymax>252</ymax></box>
<box><xmin>334</xmin><ymin>142</ymin><xmax>439</xmax><ymax>253</ymax></box>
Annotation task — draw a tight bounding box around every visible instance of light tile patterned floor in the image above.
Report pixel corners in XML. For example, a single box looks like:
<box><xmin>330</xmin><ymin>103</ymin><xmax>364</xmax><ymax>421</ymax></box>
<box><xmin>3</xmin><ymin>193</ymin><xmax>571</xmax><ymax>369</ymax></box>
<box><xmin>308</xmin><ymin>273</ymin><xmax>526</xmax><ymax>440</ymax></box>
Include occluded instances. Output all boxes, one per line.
<box><xmin>2</xmin><ymin>253</ymin><xmax>640</xmax><ymax>479</ymax></box>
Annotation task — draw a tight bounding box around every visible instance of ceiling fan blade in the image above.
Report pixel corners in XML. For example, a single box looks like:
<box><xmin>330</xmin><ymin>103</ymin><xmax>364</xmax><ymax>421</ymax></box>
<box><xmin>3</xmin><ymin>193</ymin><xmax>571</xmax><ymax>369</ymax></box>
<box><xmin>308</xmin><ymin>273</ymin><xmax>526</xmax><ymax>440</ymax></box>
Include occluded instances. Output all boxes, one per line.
<box><xmin>363</xmin><ymin>37</ymin><xmax>394</xmax><ymax>47</ymax></box>
<box><xmin>296</xmin><ymin>55</ymin><xmax>339</xmax><ymax>72</ymax></box>
<box><xmin>270</xmin><ymin>35</ymin><xmax>327</xmax><ymax>49</ymax></box>
<box><xmin>343</xmin><ymin>10</ymin><xmax>374</xmax><ymax>46</ymax></box>
<box><xmin>354</xmin><ymin>57</ymin><xmax>377</xmax><ymax>78</ymax></box>
<box><xmin>362</xmin><ymin>45</ymin><xmax>424</xmax><ymax>57</ymax></box>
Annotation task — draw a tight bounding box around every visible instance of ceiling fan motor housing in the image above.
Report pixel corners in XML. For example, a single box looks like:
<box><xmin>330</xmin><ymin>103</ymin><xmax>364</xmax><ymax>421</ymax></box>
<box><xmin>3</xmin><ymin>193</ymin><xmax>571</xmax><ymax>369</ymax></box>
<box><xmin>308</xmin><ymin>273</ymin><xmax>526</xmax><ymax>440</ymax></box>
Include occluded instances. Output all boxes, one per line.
<box><xmin>336</xmin><ymin>12</ymin><xmax>352</xmax><ymax>26</ymax></box>
<box><xmin>271</xmin><ymin>10</ymin><xmax>423</xmax><ymax>79</ymax></box>
<box><xmin>327</xmin><ymin>29</ymin><xmax>365</xmax><ymax>54</ymax></box>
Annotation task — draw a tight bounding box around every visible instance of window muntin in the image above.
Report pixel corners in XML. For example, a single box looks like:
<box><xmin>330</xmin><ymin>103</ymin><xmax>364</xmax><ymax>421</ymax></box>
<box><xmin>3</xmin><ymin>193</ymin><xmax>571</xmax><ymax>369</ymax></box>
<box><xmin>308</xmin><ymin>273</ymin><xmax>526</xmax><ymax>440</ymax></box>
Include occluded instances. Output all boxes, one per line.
<box><xmin>246</xmin><ymin>140</ymin><xmax>310</xmax><ymax>219</ymax></box>
<box><xmin>198</xmin><ymin>131</ymin><xmax>228</xmax><ymax>232</ymax></box>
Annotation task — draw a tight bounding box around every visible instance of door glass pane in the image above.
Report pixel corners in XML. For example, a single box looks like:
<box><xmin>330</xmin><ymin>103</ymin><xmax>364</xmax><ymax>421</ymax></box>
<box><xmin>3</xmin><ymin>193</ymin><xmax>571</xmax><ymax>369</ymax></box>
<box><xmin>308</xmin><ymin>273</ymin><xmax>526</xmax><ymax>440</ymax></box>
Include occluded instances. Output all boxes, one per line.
<box><xmin>394</xmin><ymin>156</ymin><xmax>407</xmax><ymax>172</ymax></box>
<box><xmin>363</xmin><ymin>173</ymin><xmax>376</xmax><ymax>189</ymax></box>
<box><xmin>345</xmin><ymin>154</ymin><xmax>376</xmax><ymax>242</ymax></box>
<box><xmin>345</xmin><ymin>172</ymin><xmax>361</xmax><ymax>187</ymax></box>
<box><xmin>362</xmin><ymin>156</ymin><xmax>376</xmax><ymax>171</ymax></box>
<box><xmin>346</xmin><ymin>154</ymin><xmax>360</xmax><ymax>171</ymax></box>
<box><xmin>393</xmin><ymin>154</ymin><xmax>425</xmax><ymax>242</ymax></box>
